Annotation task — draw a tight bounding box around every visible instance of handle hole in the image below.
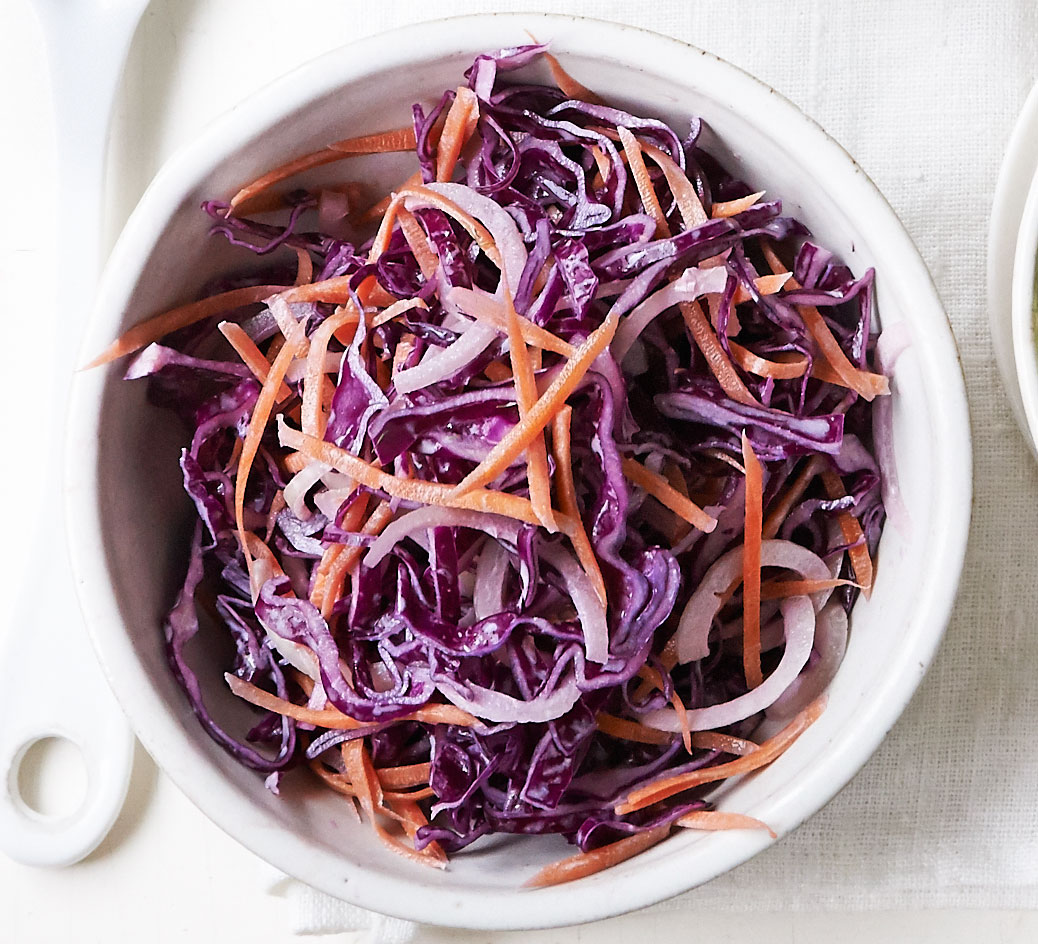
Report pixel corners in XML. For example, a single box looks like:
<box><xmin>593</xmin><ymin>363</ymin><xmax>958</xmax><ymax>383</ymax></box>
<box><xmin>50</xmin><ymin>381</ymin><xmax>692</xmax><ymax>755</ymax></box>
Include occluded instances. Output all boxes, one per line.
<box><xmin>14</xmin><ymin>736</ymin><xmax>88</xmax><ymax>820</ymax></box>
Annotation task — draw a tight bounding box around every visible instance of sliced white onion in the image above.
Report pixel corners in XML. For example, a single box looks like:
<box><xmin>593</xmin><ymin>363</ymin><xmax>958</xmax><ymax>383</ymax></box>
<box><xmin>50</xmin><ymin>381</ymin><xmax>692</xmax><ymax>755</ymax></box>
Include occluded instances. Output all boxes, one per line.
<box><xmin>392</xmin><ymin>322</ymin><xmax>499</xmax><ymax>395</ymax></box>
<box><xmin>263</xmin><ymin>627</ymin><xmax>320</xmax><ymax>680</ymax></box>
<box><xmin>285</xmin><ymin>350</ymin><xmax>343</xmax><ymax>385</ymax></box>
<box><xmin>283</xmin><ymin>460</ymin><xmax>330</xmax><ymax>521</ymax></box>
<box><xmin>646</xmin><ymin>594</ymin><xmax>815</xmax><ymax>733</ymax></box>
<box><xmin>675</xmin><ymin>539</ymin><xmax>831</xmax><ymax>664</ymax></box>
<box><xmin>364</xmin><ymin>506</ymin><xmax>518</xmax><ymax>568</ymax></box>
<box><xmin>766</xmin><ymin>601</ymin><xmax>848</xmax><ymax>724</ymax></box>
<box><xmin>313</xmin><ymin>487</ymin><xmax>356</xmax><ymax>523</ymax></box>
<box><xmin>541</xmin><ymin>544</ymin><xmax>609</xmax><ymax>665</ymax></box>
<box><xmin>473</xmin><ymin>539</ymin><xmax>512</xmax><ymax>620</ymax></box>
<box><xmin>435</xmin><ymin>675</ymin><xmax>581</xmax><ymax>724</ymax></box>
<box><xmin>611</xmin><ymin>265</ymin><xmax>729</xmax><ymax>363</ymax></box>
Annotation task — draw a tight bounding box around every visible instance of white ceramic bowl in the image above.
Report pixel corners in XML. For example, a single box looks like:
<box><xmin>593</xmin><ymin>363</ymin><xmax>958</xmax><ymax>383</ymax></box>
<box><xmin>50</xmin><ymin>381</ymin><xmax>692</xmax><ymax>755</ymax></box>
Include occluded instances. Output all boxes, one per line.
<box><xmin>1012</xmin><ymin>161</ymin><xmax>1038</xmax><ymax>452</ymax></box>
<box><xmin>66</xmin><ymin>13</ymin><xmax>972</xmax><ymax>929</ymax></box>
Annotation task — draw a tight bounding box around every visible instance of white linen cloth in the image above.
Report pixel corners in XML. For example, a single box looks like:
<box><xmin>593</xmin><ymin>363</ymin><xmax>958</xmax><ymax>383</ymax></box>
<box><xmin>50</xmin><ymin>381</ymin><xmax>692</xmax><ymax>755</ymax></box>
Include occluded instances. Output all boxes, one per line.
<box><xmin>113</xmin><ymin>0</ymin><xmax>1038</xmax><ymax>934</ymax></box>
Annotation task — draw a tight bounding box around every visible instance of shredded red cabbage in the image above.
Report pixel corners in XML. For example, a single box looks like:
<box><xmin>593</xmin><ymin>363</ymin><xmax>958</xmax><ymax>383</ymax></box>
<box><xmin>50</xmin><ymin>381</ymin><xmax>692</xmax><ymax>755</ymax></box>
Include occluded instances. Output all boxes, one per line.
<box><xmin>116</xmin><ymin>44</ymin><xmax>888</xmax><ymax>873</ymax></box>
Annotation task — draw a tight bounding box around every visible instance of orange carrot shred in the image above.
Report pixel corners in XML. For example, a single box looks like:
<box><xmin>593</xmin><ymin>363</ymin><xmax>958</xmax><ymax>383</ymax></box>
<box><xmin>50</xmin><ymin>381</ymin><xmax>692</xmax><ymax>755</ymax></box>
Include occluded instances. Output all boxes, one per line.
<box><xmin>396</xmin><ymin>185</ymin><xmax>502</xmax><ymax>268</ymax></box>
<box><xmin>436</xmin><ymin>87</ymin><xmax>480</xmax><ymax>182</ymax></box>
<box><xmin>503</xmin><ymin>282</ymin><xmax>557</xmax><ymax>532</ymax></box>
<box><xmin>640</xmin><ymin>142</ymin><xmax>708</xmax><ymax>228</ymax></box>
<box><xmin>449</xmin><ymin>287</ymin><xmax>576</xmax><ymax>356</ymax></box>
<box><xmin>228</xmin><ymin>127</ymin><xmax>417</xmax><ymax>214</ymax></box>
<box><xmin>371</xmin><ymin>297</ymin><xmax>429</xmax><ymax>329</ymax></box>
<box><xmin>617</xmin><ymin>126</ymin><xmax>669</xmax><ymax>238</ymax></box>
<box><xmin>376</xmin><ymin>763</ymin><xmax>432</xmax><ymax>790</ymax></box>
<box><xmin>85</xmin><ymin>284</ymin><xmax>287</xmax><ymax>369</ymax></box>
<box><xmin>292</xmin><ymin>247</ymin><xmax>314</xmax><ymax>286</ymax></box>
<box><xmin>677</xmin><ymin>810</ymin><xmax>776</xmax><ymax>839</ymax></box>
<box><xmin>525</xmin><ymin>825</ymin><xmax>671</xmax><ymax>888</ymax></box>
<box><xmin>484</xmin><ymin>360</ymin><xmax>513</xmax><ymax>383</ymax></box>
<box><xmin>615</xmin><ymin>696</ymin><xmax>826</xmax><ymax>815</ymax></box>
<box><xmin>396</xmin><ymin>208</ymin><xmax>440</xmax><ymax>281</ymax></box>
<box><xmin>741</xmin><ymin>432</ymin><xmax>764</xmax><ymax>690</ymax></box>
<box><xmin>732</xmin><ymin>272</ymin><xmax>791</xmax><ymax>305</ymax></box>
<box><xmin>711</xmin><ymin>190</ymin><xmax>766</xmax><ymax>219</ymax></box>
<box><xmin>679</xmin><ymin>300</ymin><xmax>757</xmax><ymax>407</ymax></box>
<box><xmin>596</xmin><ymin>713</ymin><xmax>675</xmax><ymax>746</ymax></box>
<box><xmin>301</xmin><ymin>304</ymin><xmax>359</xmax><ymax>438</ymax></box>
<box><xmin>319</xmin><ymin>502</ymin><xmax>395</xmax><ymax>620</ymax></box>
<box><xmin>799</xmin><ymin>299</ymin><xmax>890</xmax><ymax>400</ymax></box>
<box><xmin>218</xmin><ymin>321</ymin><xmax>292</xmax><ymax>402</ymax></box>
<box><xmin>621</xmin><ymin>457</ymin><xmax>718</xmax><ymax>533</ymax></box>
<box><xmin>729</xmin><ymin>341</ymin><xmax>809</xmax><ymax>380</ymax></box>
<box><xmin>760</xmin><ymin>577</ymin><xmax>858</xmax><ymax>600</ymax></box>
<box><xmin>762</xmin><ymin>455</ymin><xmax>822</xmax><ymax>540</ymax></box>
<box><xmin>690</xmin><ymin>731</ymin><xmax>760</xmax><ymax>757</ymax></box>
<box><xmin>544</xmin><ymin>51</ymin><xmax>606</xmax><ymax>105</ymax></box>
<box><xmin>820</xmin><ymin>466</ymin><xmax>875</xmax><ymax>598</ymax></box>
<box><xmin>551</xmin><ymin>406</ymin><xmax>608</xmax><ymax>606</ymax></box>
<box><xmin>451</xmin><ymin>311</ymin><xmax>619</xmax><ymax>497</ymax></box>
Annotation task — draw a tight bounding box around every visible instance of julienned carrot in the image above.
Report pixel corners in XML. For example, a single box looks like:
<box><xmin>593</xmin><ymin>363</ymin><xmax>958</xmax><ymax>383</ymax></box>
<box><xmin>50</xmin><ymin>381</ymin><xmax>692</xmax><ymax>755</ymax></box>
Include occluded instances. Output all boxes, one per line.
<box><xmin>617</xmin><ymin>126</ymin><xmax>669</xmax><ymax>238</ymax></box>
<box><xmin>360</xmin><ymin>171</ymin><xmax>423</xmax><ymax>222</ymax></box>
<box><xmin>279</xmin><ymin>422</ymin><xmax>567</xmax><ymax>530</ymax></box>
<box><xmin>319</xmin><ymin>503</ymin><xmax>395</xmax><ymax>620</ymax></box>
<box><xmin>820</xmin><ymin>467</ymin><xmax>875</xmax><ymax>598</ymax></box>
<box><xmin>484</xmin><ymin>360</ymin><xmax>513</xmax><ymax>383</ymax></box>
<box><xmin>292</xmin><ymin>247</ymin><xmax>314</xmax><ymax>286</ymax></box>
<box><xmin>544</xmin><ymin>51</ymin><xmax>606</xmax><ymax>105</ymax></box>
<box><xmin>799</xmin><ymin>300</ymin><xmax>890</xmax><ymax>401</ymax></box>
<box><xmin>451</xmin><ymin>311</ymin><xmax>619</xmax><ymax>497</ymax></box>
<box><xmin>371</xmin><ymin>297</ymin><xmax>429</xmax><ymax>329</ymax></box>
<box><xmin>728</xmin><ymin>341</ymin><xmax>809</xmax><ymax>380</ymax></box>
<box><xmin>640</xmin><ymin>142</ymin><xmax>708</xmax><ymax>228</ymax></box>
<box><xmin>615</xmin><ymin>696</ymin><xmax>826</xmax><ymax>815</ymax></box>
<box><xmin>397</xmin><ymin>185</ymin><xmax>502</xmax><ymax>269</ymax></box>
<box><xmin>551</xmin><ymin>407</ymin><xmax>608</xmax><ymax>606</ymax></box>
<box><xmin>760</xmin><ymin>577</ymin><xmax>858</xmax><ymax>600</ymax></box>
<box><xmin>732</xmin><ymin>272</ymin><xmax>792</xmax><ymax>305</ymax></box>
<box><xmin>679</xmin><ymin>300</ymin><xmax>757</xmax><ymax>407</ymax></box>
<box><xmin>596</xmin><ymin>713</ymin><xmax>675</xmax><ymax>746</ymax></box>
<box><xmin>376</xmin><ymin>763</ymin><xmax>433</xmax><ymax>790</ymax></box>
<box><xmin>677</xmin><ymin>810</ymin><xmax>776</xmax><ymax>839</ymax></box>
<box><xmin>395</xmin><ymin>208</ymin><xmax>440</xmax><ymax>281</ymax></box>
<box><xmin>309</xmin><ymin>763</ymin><xmax>435</xmax><ymax>804</ymax></box>
<box><xmin>302</xmin><ymin>304</ymin><xmax>359</xmax><ymax>437</ymax></box>
<box><xmin>392</xmin><ymin>797</ymin><xmax>448</xmax><ymax>865</ymax></box>
<box><xmin>503</xmin><ymin>284</ymin><xmax>558</xmax><ymax>533</ymax></box>
<box><xmin>84</xmin><ymin>284</ymin><xmax>288</xmax><ymax>368</ymax></box>
<box><xmin>217</xmin><ymin>321</ymin><xmax>291</xmax><ymax>402</ymax></box>
<box><xmin>235</xmin><ymin>317</ymin><xmax>309</xmax><ymax>578</ymax></box>
<box><xmin>762</xmin><ymin>455</ymin><xmax>822</xmax><ymax>540</ymax></box>
<box><xmin>690</xmin><ymin>731</ymin><xmax>760</xmax><ymax>757</ymax></box>
<box><xmin>224</xmin><ymin>674</ymin><xmax>479</xmax><ymax>729</ymax></box>
<box><xmin>449</xmin><ymin>287</ymin><xmax>576</xmax><ymax>356</ymax></box>
<box><xmin>310</xmin><ymin>494</ymin><xmax>370</xmax><ymax>612</ymax></box>
<box><xmin>621</xmin><ymin>457</ymin><xmax>718</xmax><ymax>534</ymax></box>
<box><xmin>526</xmin><ymin>825</ymin><xmax>671</xmax><ymax>888</ymax></box>
<box><xmin>741</xmin><ymin>433</ymin><xmax>764</xmax><ymax>691</ymax></box>
<box><xmin>228</xmin><ymin>126</ymin><xmax>417</xmax><ymax>213</ymax></box>
<box><xmin>711</xmin><ymin>190</ymin><xmax>766</xmax><ymax>219</ymax></box>
<box><xmin>436</xmin><ymin>87</ymin><xmax>480</xmax><ymax>182</ymax></box>
<box><xmin>342</xmin><ymin>740</ymin><xmax>446</xmax><ymax>869</ymax></box>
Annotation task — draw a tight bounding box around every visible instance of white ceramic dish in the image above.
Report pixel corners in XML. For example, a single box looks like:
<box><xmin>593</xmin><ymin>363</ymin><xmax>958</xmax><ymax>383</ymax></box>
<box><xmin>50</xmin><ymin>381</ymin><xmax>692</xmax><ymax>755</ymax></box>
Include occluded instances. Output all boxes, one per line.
<box><xmin>65</xmin><ymin>13</ymin><xmax>972</xmax><ymax>929</ymax></box>
<box><xmin>988</xmin><ymin>80</ymin><xmax>1038</xmax><ymax>457</ymax></box>
<box><xmin>1012</xmin><ymin>160</ymin><xmax>1038</xmax><ymax>453</ymax></box>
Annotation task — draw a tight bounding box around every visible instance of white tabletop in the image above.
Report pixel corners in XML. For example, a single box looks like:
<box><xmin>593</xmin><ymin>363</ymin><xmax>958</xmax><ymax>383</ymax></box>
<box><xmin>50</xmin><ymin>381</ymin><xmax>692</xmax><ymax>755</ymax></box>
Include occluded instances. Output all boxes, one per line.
<box><xmin>4</xmin><ymin>1</ymin><xmax>1038</xmax><ymax>941</ymax></box>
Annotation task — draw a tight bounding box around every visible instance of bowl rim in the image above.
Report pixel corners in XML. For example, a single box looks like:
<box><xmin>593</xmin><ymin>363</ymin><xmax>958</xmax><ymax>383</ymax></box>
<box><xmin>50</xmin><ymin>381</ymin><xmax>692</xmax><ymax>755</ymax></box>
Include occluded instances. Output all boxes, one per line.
<box><xmin>65</xmin><ymin>11</ymin><xmax>973</xmax><ymax>929</ymax></box>
<box><xmin>1011</xmin><ymin>160</ymin><xmax>1038</xmax><ymax>450</ymax></box>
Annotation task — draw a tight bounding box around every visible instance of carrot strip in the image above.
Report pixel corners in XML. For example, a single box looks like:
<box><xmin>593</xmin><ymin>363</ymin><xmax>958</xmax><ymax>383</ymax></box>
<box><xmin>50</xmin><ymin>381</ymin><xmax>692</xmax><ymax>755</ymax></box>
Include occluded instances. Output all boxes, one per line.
<box><xmin>377</xmin><ymin>763</ymin><xmax>432</xmax><ymax>790</ymax></box>
<box><xmin>544</xmin><ymin>52</ymin><xmax>606</xmax><ymax>105</ymax></box>
<box><xmin>293</xmin><ymin>247</ymin><xmax>314</xmax><ymax>286</ymax></box>
<box><xmin>280</xmin><ymin>423</ymin><xmax>564</xmax><ymax>529</ymax></box>
<box><xmin>396</xmin><ymin>208</ymin><xmax>440</xmax><ymax>281</ymax></box>
<box><xmin>301</xmin><ymin>305</ymin><xmax>359</xmax><ymax>438</ymax></box>
<box><xmin>820</xmin><ymin>467</ymin><xmax>875</xmax><ymax>598</ymax></box>
<box><xmin>551</xmin><ymin>407</ymin><xmax>608</xmax><ymax>606</ymax></box>
<box><xmin>741</xmin><ymin>432</ymin><xmax>764</xmax><ymax>690</ymax></box>
<box><xmin>732</xmin><ymin>272</ymin><xmax>792</xmax><ymax>305</ymax></box>
<box><xmin>85</xmin><ymin>284</ymin><xmax>287</xmax><ymax>368</ymax></box>
<box><xmin>451</xmin><ymin>311</ymin><xmax>619</xmax><ymax>497</ymax></box>
<box><xmin>640</xmin><ymin>142</ymin><xmax>708</xmax><ymax>228</ymax></box>
<box><xmin>677</xmin><ymin>810</ymin><xmax>776</xmax><ymax>839</ymax></box>
<box><xmin>661</xmin><ymin>461</ymin><xmax>694</xmax><ymax>545</ymax></box>
<box><xmin>218</xmin><ymin>321</ymin><xmax>292</xmax><ymax>401</ymax></box>
<box><xmin>436</xmin><ymin>87</ymin><xmax>480</xmax><ymax>182</ymax></box>
<box><xmin>309</xmin><ymin>764</ymin><xmax>433</xmax><ymax>805</ymax></box>
<box><xmin>728</xmin><ymin>341</ymin><xmax>809</xmax><ymax>380</ymax></box>
<box><xmin>760</xmin><ymin>577</ymin><xmax>858</xmax><ymax>600</ymax></box>
<box><xmin>396</xmin><ymin>185</ymin><xmax>502</xmax><ymax>269</ymax></box>
<box><xmin>225</xmin><ymin>674</ymin><xmax>479</xmax><ymax>729</ymax></box>
<box><xmin>449</xmin><ymin>287</ymin><xmax>575</xmax><ymax>356</ymax></box>
<box><xmin>236</xmin><ymin>317</ymin><xmax>308</xmax><ymax>578</ymax></box>
<box><xmin>762</xmin><ymin>456</ymin><xmax>822</xmax><ymax>540</ymax></box>
<box><xmin>596</xmin><ymin>713</ymin><xmax>675</xmax><ymax>746</ymax></box>
<box><xmin>690</xmin><ymin>731</ymin><xmax>760</xmax><ymax>757</ymax></box>
<box><xmin>711</xmin><ymin>190</ymin><xmax>766</xmax><ymax>219</ymax></box>
<box><xmin>503</xmin><ymin>284</ymin><xmax>557</xmax><ymax>532</ymax></box>
<box><xmin>228</xmin><ymin>127</ymin><xmax>417</xmax><ymax>213</ymax></box>
<box><xmin>484</xmin><ymin>361</ymin><xmax>513</xmax><ymax>383</ymax></box>
<box><xmin>799</xmin><ymin>300</ymin><xmax>890</xmax><ymax>400</ymax></box>
<box><xmin>360</xmin><ymin>171</ymin><xmax>423</xmax><ymax>222</ymax></box>
<box><xmin>670</xmin><ymin>688</ymin><xmax>693</xmax><ymax>755</ymax></box>
<box><xmin>310</xmin><ymin>494</ymin><xmax>370</xmax><ymax>613</ymax></box>
<box><xmin>615</xmin><ymin>696</ymin><xmax>826</xmax><ymax>815</ymax></box>
<box><xmin>617</xmin><ymin>126</ymin><xmax>669</xmax><ymax>238</ymax></box>
<box><xmin>525</xmin><ymin>826</ymin><xmax>670</xmax><ymax>888</ymax></box>
<box><xmin>319</xmin><ymin>503</ymin><xmax>395</xmax><ymax>620</ymax></box>
<box><xmin>679</xmin><ymin>301</ymin><xmax>757</xmax><ymax>407</ymax></box>
<box><xmin>391</xmin><ymin>797</ymin><xmax>448</xmax><ymax>866</ymax></box>
<box><xmin>621</xmin><ymin>457</ymin><xmax>717</xmax><ymax>533</ymax></box>
<box><xmin>371</xmin><ymin>297</ymin><xmax>429</xmax><ymax>329</ymax></box>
